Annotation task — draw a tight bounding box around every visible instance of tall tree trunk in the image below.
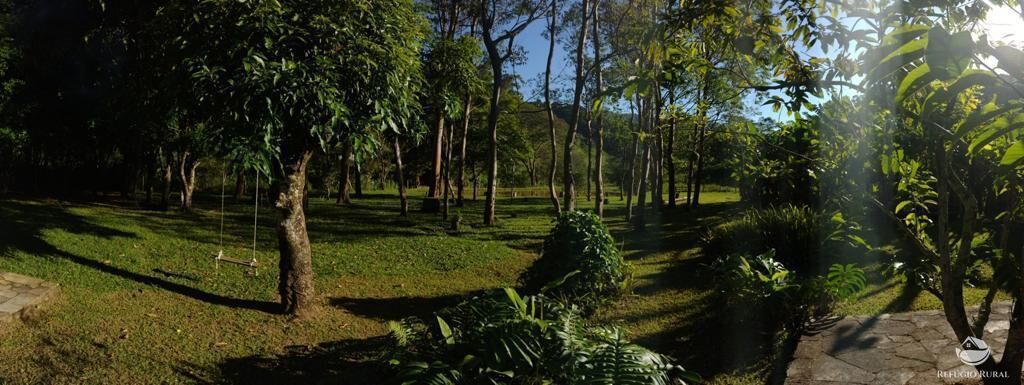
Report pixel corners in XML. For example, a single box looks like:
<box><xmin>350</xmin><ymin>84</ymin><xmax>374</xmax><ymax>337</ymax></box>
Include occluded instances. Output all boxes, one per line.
<box><xmin>482</xmin><ymin>41</ymin><xmax>503</xmax><ymax>226</ymax></box>
<box><xmin>691</xmin><ymin>118</ymin><xmax>707</xmax><ymax>208</ymax></box>
<box><xmin>145</xmin><ymin>167</ymin><xmax>153</xmax><ymax>204</ymax></box>
<box><xmin>685</xmin><ymin>133</ymin><xmax>695</xmax><ymax>206</ymax></box>
<box><xmin>544</xmin><ymin>0</ymin><xmax>561</xmax><ymax>214</ymax></box>
<box><xmin>510</xmin><ymin>163</ymin><xmax>515</xmax><ymax>200</ymax></box>
<box><xmin>652</xmin><ymin>100</ymin><xmax>663</xmax><ymax>211</ymax></box>
<box><xmin>429</xmin><ymin>111</ymin><xmax>445</xmax><ymax>199</ymax></box>
<box><xmin>586</xmin><ymin>110</ymin><xmax>593</xmax><ymax>201</ymax></box>
<box><xmin>691</xmin><ymin>66</ymin><xmax>711</xmax><ymax>208</ymax></box>
<box><xmin>161</xmin><ymin>152</ymin><xmax>172</xmax><ymax>211</ymax></box>
<box><xmin>353</xmin><ymin>161</ymin><xmax>363</xmax><ymax>198</ymax></box>
<box><xmin>666</xmin><ymin>88</ymin><xmax>677</xmax><ymax>208</ymax></box>
<box><xmin>457</xmin><ymin>95</ymin><xmax>473</xmax><ymax>207</ymax></box>
<box><xmin>234</xmin><ymin>170</ymin><xmax>246</xmax><ymax>201</ymax></box>
<box><xmin>178</xmin><ymin>151</ymin><xmax>199</xmax><ymax>211</ymax></box>
<box><xmin>274</xmin><ymin>149</ymin><xmax>315</xmax><ymax>317</ymax></box>
<box><xmin>442</xmin><ymin>113</ymin><xmax>454</xmax><ymax>221</ymax></box>
<box><xmin>625</xmin><ymin>101</ymin><xmax>638</xmax><ymax>221</ymax></box>
<box><xmin>337</xmin><ymin>138</ymin><xmax>353</xmax><ymax>205</ymax></box>
<box><xmin>592</xmin><ymin>0</ymin><xmax>605</xmax><ymax>217</ymax></box>
<box><xmin>472</xmin><ymin>170</ymin><xmax>478</xmax><ymax>201</ymax></box>
<box><xmin>635</xmin><ymin>133</ymin><xmax>651</xmax><ymax>228</ymax></box>
<box><xmin>562</xmin><ymin>0</ymin><xmax>591</xmax><ymax>212</ymax></box>
<box><xmin>393</xmin><ymin>137</ymin><xmax>408</xmax><ymax>216</ymax></box>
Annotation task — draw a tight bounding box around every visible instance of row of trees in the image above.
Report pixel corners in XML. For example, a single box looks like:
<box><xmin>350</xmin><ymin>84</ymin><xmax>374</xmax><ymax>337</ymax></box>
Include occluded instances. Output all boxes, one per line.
<box><xmin>4</xmin><ymin>8</ymin><xmax>1022</xmax><ymax>382</ymax></box>
<box><xmin>0</xmin><ymin>0</ymin><xmax>754</xmax><ymax>316</ymax></box>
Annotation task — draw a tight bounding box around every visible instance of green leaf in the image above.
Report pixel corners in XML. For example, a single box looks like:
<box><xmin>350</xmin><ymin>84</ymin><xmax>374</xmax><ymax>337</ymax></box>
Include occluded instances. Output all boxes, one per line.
<box><xmin>992</xmin><ymin>45</ymin><xmax>1024</xmax><ymax>80</ymax></box>
<box><xmin>504</xmin><ymin>288</ymin><xmax>527</xmax><ymax>314</ymax></box>
<box><xmin>946</xmin><ymin>70</ymin><xmax>997</xmax><ymax>98</ymax></box>
<box><xmin>436</xmin><ymin>316</ymin><xmax>455</xmax><ymax>346</ymax></box>
<box><xmin>925</xmin><ymin>27</ymin><xmax>973</xmax><ymax>80</ymax></box>
<box><xmin>1001</xmin><ymin>141</ymin><xmax>1024</xmax><ymax>166</ymax></box>
<box><xmin>956</xmin><ymin>100</ymin><xmax>1021</xmax><ymax>138</ymax></box>
<box><xmin>895</xmin><ymin>200</ymin><xmax>913</xmax><ymax>214</ymax></box>
<box><xmin>869</xmin><ymin>38</ymin><xmax>927</xmax><ymax>81</ymax></box>
<box><xmin>969</xmin><ymin>114</ymin><xmax>1024</xmax><ymax>153</ymax></box>
<box><xmin>896</xmin><ymin>64</ymin><xmax>935</xmax><ymax>103</ymax></box>
<box><xmin>881</xmin><ymin>24</ymin><xmax>932</xmax><ymax>47</ymax></box>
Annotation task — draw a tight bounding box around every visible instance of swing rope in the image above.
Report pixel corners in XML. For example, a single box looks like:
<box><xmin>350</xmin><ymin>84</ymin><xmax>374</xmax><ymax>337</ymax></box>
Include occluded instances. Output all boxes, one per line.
<box><xmin>215</xmin><ymin>168</ymin><xmax>260</xmax><ymax>276</ymax></box>
<box><xmin>219</xmin><ymin>170</ymin><xmax>226</xmax><ymax>248</ymax></box>
<box><xmin>251</xmin><ymin>171</ymin><xmax>259</xmax><ymax>274</ymax></box>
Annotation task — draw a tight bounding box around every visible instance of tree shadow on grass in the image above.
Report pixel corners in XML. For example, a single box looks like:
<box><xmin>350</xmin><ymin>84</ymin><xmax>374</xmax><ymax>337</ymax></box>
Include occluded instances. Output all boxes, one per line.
<box><xmin>329</xmin><ymin>292</ymin><xmax>478</xmax><ymax>321</ymax></box>
<box><xmin>184</xmin><ymin>336</ymin><xmax>390</xmax><ymax>385</ymax></box>
<box><xmin>594</xmin><ymin>200</ymin><xmax>778</xmax><ymax>378</ymax></box>
<box><xmin>606</xmin><ymin>201</ymin><xmax>743</xmax><ymax>262</ymax></box>
<box><xmin>0</xmin><ymin>200</ymin><xmax>278</xmax><ymax>313</ymax></box>
<box><xmin>198</xmin><ymin>291</ymin><xmax>494</xmax><ymax>384</ymax></box>
<box><xmin>626</xmin><ymin>256</ymin><xmax>779</xmax><ymax>376</ymax></box>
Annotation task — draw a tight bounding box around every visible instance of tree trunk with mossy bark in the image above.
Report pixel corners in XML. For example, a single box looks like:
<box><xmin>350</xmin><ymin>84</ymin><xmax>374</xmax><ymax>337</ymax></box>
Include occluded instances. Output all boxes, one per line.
<box><xmin>273</xmin><ymin>149</ymin><xmax>315</xmax><ymax>317</ymax></box>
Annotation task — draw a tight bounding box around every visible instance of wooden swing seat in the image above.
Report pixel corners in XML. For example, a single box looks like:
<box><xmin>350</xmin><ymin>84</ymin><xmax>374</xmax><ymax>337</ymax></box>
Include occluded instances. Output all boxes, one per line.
<box><xmin>214</xmin><ymin>170</ymin><xmax>261</xmax><ymax>277</ymax></box>
<box><xmin>215</xmin><ymin>250</ymin><xmax>259</xmax><ymax>268</ymax></box>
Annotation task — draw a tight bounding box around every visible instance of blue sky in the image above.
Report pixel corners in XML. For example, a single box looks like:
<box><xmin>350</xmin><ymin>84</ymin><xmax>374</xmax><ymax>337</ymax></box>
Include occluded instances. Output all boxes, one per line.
<box><xmin>506</xmin><ymin>21</ymin><xmax>572</xmax><ymax>102</ymax></box>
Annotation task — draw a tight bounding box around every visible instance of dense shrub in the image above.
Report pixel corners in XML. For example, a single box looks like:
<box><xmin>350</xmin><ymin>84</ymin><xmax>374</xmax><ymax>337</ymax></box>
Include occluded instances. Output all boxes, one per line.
<box><xmin>707</xmin><ymin>250</ymin><xmax>865</xmax><ymax>333</ymax></box>
<box><xmin>384</xmin><ymin>289</ymin><xmax>698</xmax><ymax>385</ymax></box>
<box><xmin>700</xmin><ymin>205</ymin><xmax>855</xmax><ymax>276</ymax></box>
<box><xmin>734</xmin><ymin>121</ymin><xmax>819</xmax><ymax>208</ymax></box>
<box><xmin>520</xmin><ymin>210</ymin><xmax>628</xmax><ymax>311</ymax></box>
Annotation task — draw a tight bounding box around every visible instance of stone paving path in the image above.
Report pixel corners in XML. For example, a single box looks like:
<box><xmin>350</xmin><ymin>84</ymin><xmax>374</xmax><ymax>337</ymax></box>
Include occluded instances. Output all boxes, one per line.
<box><xmin>786</xmin><ymin>303</ymin><xmax>1013</xmax><ymax>385</ymax></box>
<box><xmin>0</xmin><ymin>272</ymin><xmax>58</xmax><ymax>322</ymax></box>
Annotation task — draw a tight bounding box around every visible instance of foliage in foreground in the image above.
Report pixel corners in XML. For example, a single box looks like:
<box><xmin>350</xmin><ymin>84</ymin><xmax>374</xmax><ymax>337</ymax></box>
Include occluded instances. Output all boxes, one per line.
<box><xmin>384</xmin><ymin>288</ymin><xmax>698</xmax><ymax>385</ymax></box>
<box><xmin>520</xmin><ymin>210</ymin><xmax>628</xmax><ymax>313</ymax></box>
<box><xmin>701</xmin><ymin>205</ymin><xmax>863</xmax><ymax>276</ymax></box>
<box><xmin>708</xmin><ymin>250</ymin><xmax>866</xmax><ymax>333</ymax></box>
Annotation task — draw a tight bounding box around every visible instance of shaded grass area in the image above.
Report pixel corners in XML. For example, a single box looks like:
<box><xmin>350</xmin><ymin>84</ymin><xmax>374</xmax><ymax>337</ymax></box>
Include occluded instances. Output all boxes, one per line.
<box><xmin>2</xmin><ymin>189</ymin><xmax>981</xmax><ymax>385</ymax></box>
<box><xmin>0</xmin><ymin>189</ymin><xmax>741</xmax><ymax>384</ymax></box>
<box><xmin>0</xmin><ymin>190</ymin><xmax>543</xmax><ymax>385</ymax></box>
<box><xmin>594</xmin><ymin>197</ymin><xmax>768</xmax><ymax>385</ymax></box>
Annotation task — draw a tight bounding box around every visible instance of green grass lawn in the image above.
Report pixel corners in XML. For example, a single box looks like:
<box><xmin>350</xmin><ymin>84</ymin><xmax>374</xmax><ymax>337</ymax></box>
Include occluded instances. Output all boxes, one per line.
<box><xmin>0</xmin><ymin>189</ymin><xmax>733</xmax><ymax>384</ymax></box>
<box><xmin>0</xmin><ymin>188</ymin><xmax>998</xmax><ymax>385</ymax></box>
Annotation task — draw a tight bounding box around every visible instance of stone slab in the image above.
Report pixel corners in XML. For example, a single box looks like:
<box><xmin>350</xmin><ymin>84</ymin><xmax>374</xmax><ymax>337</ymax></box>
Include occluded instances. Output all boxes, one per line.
<box><xmin>785</xmin><ymin>302</ymin><xmax>1017</xmax><ymax>385</ymax></box>
<box><xmin>0</xmin><ymin>272</ymin><xmax>58</xmax><ymax>323</ymax></box>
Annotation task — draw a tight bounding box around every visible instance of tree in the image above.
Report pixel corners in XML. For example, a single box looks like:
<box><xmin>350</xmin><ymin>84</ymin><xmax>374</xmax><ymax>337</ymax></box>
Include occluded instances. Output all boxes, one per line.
<box><xmin>591</xmin><ymin>0</ymin><xmax>606</xmax><ymax>217</ymax></box>
<box><xmin>183</xmin><ymin>0</ymin><xmax>425</xmax><ymax>316</ymax></box>
<box><xmin>860</xmin><ymin>16</ymin><xmax>1024</xmax><ymax>384</ymax></box>
<box><xmin>336</xmin><ymin>136</ymin><xmax>353</xmax><ymax>205</ymax></box>
<box><xmin>477</xmin><ymin>0</ymin><xmax>545</xmax><ymax>225</ymax></box>
<box><xmin>561</xmin><ymin>0</ymin><xmax>591</xmax><ymax>212</ymax></box>
<box><xmin>544</xmin><ymin>0</ymin><xmax>562</xmax><ymax>213</ymax></box>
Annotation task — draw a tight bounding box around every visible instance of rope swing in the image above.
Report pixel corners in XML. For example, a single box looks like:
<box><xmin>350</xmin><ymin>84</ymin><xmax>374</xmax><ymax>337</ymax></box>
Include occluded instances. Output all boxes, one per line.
<box><xmin>215</xmin><ymin>168</ymin><xmax>260</xmax><ymax>276</ymax></box>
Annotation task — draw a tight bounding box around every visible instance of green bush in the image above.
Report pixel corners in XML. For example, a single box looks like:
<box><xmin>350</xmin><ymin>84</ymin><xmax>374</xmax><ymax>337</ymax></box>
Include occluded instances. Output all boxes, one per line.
<box><xmin>384</xmin><ymin>289</ymin><xmax>699</xmax><ymax>385</ymax></box>
<box><xmin>520</xmin><ymin>210</ymin><xmax>628</xmax><ymax>311</ymax></box>
<box><xmin>701</xmin><ymin>205</ymin><xmax>855</xmax><ymax>276</ymax></box>
<box><xmin>707</xmin><ymin>249</ymin><xmax>866</xmax><ymax>333</ymax></box>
